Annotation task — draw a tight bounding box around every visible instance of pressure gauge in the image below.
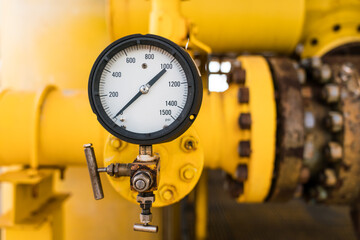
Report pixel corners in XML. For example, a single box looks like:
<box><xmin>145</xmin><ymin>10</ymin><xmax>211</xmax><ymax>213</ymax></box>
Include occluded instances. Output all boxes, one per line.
<box><xmin>89</xmin><ymin>34</ymin><xmax>202</xmax><ymax>144</ymax></box>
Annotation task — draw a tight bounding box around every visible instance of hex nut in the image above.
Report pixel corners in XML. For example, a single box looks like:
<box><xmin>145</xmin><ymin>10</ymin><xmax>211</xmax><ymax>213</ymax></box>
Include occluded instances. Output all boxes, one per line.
<box><xmin>181</xmin><ymin>136</ymin><xmax>198</xmax><ymax>152</ymax></box>
<box><xmin>325</xmin><ymin>111</ymin><xmax>343</xmax><ymax>132</ymax></box>
<box><xmin>132</xmin><ymin>172</ymin><xmax>152</xmax><ymax>192</ymax></box>
<box><xmin>232</xmin><ymin>67</ymin><xmax>246</xmax><ymax>84</ymax></box>
<box><xmin>140</xmin><ymin>214</ymin><xmax>152</xmax><ymax>224</ymax></box>
<box><xmin>299</xmin><ymin>167</ymin><xmax>311</xmax><ymax>184</ymax></box>
<box><xmin>235</xmin><ymin>164</ymin><xmax>248</xmax><ymax>182</ymax></box>
<box><xmin>238</xmin><ymin>113</ymin><xmax>252</xmax><ymax>129</ymax></box>
<box><xmin>322</xmin><ymin>84</ymin><xmax>340</xmax><ymax>103</ymax></box>
<box><xmin>180</xmin><ymin>164</ymin><xmax>197</xmax><ymax>182</ymax></box>
<box><xmin>297</xmin><ymin>68</ymin><xmax>306</xmax><ymax>85</ymax></box>
<box><xmin>110</xmin><ymin>137</ymin><xmax>122</xmax><ymax>149</ymax></box>
<box><xmin>238</xmin><ymin>87</ymin><xmax>249</xmax><ymax>103</ymax></box>
<box><xmin>325</xmin><ymin>142</ymin><xmax>343</xmax><ymax>162</ymax></box>
<box><xmin>159</xmin><ymin>185</ymin><xmax>177</xmax><ymax>202</ymax></box>
<box><xmin>238</xmin><ymin>141</ymin><xmax>251</xmax><ymax>157</ymax></box>
<box><xmin>324</xmin><ymin>168</ymin><xmax>337</xmax><ymax>187</ymax></box>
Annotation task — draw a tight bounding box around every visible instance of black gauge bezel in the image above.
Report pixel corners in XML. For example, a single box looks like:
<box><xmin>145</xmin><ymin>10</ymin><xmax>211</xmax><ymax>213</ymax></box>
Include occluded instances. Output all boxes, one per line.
<box><xmin>89</xmin><ymin>34</ymin><xmax>202</xmax><ymax>145</ymax></box>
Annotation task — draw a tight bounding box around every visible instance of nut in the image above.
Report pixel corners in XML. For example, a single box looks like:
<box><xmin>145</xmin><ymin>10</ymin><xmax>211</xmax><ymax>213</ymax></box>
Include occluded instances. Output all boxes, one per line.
<box><xmin>238</xmin><ymin>141</ymin><xmax>251</xmax><ymax>157</ymax></box>
<box><xmin>110</xmin><ymin>137</ymin><xmax>122</xmax><ymax>149</ymax></box>
<box><xmin>238</xmin><ymin>87</ymin><xmax>249</xmax><ymax>103</ymax></box>
<box><xmin>159</xmin><ymin>185</ymin><xmax>177</xmax><ymax>202</ymax></box>
<box><xmin>296</xmin><ymin>68</ymin><xmax>306</xmax><ymax>85</ymax></box>
<box><xmin>324</xmin><ymin>168</ymin><xmax>337</xmax><ymax>187</ymax></box>
<box><xmin>299</xmin><ymin>167</ymin><xmax>311</xmax><ymax>184</ymax></box>
<box><xmin>325</xmin><ymin>111</ymin><xmax>343</xmax><ymax>132</ymax></box>
<box><xmin>140</xmin><ymin>214</ymin><xmax>152</xmax><ymax>224</ymax></box>
<box><xmin>180</xmin><ymin>164</ymin><xmax>197</xmax><ymax>182</ymax></box>
<box><xmin>235</xmin><ymin>164</ymin><xmax>248</xmax><ymax>182</ymax></box>
<box><xmin>324</xmin><ymin>142</ymin><xmax>342</xmax><ymax>162</ymax></box>
<box><xmin>232</xmin><ymin>67</ymin><xmax>246</xmax><ymax>84</ymax></box>
<box><xmin>132</xmin><ymin>172</ymin><xmax>152</xmax><ymax>192</ymax></box>
<box><xmin>181</xmin><ymin>136</ymin><xmax>198</xmax><ymax>152</ymax></box>
<box><xmin>322</xmin><ymin>84</ymin><xmax>340</xmax><ymax>103</ymax></box>
<box><xmin>238</xmin><ymin>113</ymin><xmax>252</xmax><ymax>129</ymax></box>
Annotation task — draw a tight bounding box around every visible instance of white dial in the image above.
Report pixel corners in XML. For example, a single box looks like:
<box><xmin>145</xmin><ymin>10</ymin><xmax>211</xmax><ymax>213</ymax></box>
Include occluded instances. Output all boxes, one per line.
<box><xmin>99</xmin><ymin>44</ymin><xmax>188</xmax><ymax>134</ymax></box>
<box><xmin>89</xmin><ymin>34</ymin><xmax>202</xmax><ymax>144</ymax></box>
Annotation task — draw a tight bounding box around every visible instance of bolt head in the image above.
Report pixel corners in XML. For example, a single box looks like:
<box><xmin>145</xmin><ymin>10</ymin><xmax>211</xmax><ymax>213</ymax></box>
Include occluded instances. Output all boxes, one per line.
<box><xmin>135</xmin><ymin>179</ymin><xmax>146</xmax><ymax>190</ymax></box>
<box><xmin>162</xmin><ymin>190</ymin><xmax>174</xmax><ymax>201</ymax></box>
<box><xmin>180</xmin><ymin>164</ymin><xmax>197</xmax><ymax>182</ymax></box>
<box><xmin>110</xmin><ymin>138</ymin><xmax>121</xmax><ymax>149</ymax></box>
<box><xmin>181</xmin><ymin>136</ymin><xmax>198</xmax><ymax>152</ymax></box>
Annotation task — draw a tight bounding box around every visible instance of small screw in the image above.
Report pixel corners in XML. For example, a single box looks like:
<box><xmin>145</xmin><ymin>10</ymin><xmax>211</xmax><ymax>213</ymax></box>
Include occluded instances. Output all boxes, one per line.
<box><xmin>142</xmin><ymin>63</ymin><xmax>147</xmax><ymax>69</ymax></box>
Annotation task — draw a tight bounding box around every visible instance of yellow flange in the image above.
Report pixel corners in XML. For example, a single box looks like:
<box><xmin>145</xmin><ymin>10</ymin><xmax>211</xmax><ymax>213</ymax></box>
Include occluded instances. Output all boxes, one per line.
<box><xmin>236</xmin><ymin>56</ymin><xmax>277</xmax><ymax>202</ymax></box>
<box><xmin>301</xmin><ymin>0</ymin><xmax>360</xmax><ymax>57</ymax></box>
<box><xmin>103</xmin><ymin>127</ymin><xmax>204</xmax><ymax>207</ymax></box>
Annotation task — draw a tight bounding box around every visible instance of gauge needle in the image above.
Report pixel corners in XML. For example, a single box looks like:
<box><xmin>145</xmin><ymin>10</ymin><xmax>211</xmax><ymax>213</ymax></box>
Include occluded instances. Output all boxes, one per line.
<box><xmin>114</xmin><ymin>69</ymin><xmax>167</xmax><ymax>118</ymax></box>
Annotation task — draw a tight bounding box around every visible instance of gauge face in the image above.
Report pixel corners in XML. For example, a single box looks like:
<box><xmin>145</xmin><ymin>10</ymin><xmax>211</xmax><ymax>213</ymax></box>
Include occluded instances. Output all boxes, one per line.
<box><xmin>89</xmin><ymin>34</ymin><xmax>202</xmax><ymax>144</ymax></box>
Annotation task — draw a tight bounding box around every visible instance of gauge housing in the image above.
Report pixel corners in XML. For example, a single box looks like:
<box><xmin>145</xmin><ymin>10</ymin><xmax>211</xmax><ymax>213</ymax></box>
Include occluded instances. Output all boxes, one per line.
<box><xmin>89</xmin><ymin>34</ymin><xmax>202</xmax><ymax>145</ymax></box>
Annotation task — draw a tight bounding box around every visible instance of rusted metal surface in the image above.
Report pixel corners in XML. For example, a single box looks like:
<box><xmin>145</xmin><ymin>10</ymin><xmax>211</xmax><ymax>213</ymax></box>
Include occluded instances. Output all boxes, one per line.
<box><xmin>320</xmin><ymin>56</ymin><xmax>360</xmax><ymax>204</ymax></box>
<box><xmin>266</xmin><ymin>58</ymin><xmax>304</xmax><ymax>202</ymax></box>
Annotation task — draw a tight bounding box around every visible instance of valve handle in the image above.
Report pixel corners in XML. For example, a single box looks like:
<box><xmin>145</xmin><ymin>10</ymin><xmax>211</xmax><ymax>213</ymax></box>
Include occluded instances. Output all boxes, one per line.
<box><xmin>84</xmin><ymin>143</ymin><xmax>104</xmax><ymax>200</ymax></box>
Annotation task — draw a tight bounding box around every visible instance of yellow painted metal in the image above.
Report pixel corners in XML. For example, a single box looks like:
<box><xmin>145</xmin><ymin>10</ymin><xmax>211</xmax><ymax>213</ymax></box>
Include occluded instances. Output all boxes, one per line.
<box><xmin>109</xmin><ymin>0</ymin><xmax>305</xmax><ymax>54</ymax></box>
<box><xmin>301</xmin><ymin>0</ymin><xmax>360</xmax><ymax>57</ymax></box>
<box><xmin>103</xmin><ymin>127</ymin><xmax>204</xmax><ymax>207</ymax></box>
<box><xmin>149</xmin><ymin>0</ymin><xmax>188</xmax><ymax>44</ymax></box>
<box><xmin>0</xmin><ymin>0</ymin><xmax>109</xmax><ymax>90</ymax></box>
<box><xmin>237</xmin><ymin>56</ymin><xmax>276</xmax><ymax>202</ymax></box>
<box><xmin>0</xmin><ymin>89</ymin><xmax>106</xmax><ymax>166</ymax></box>
<box><xmin>4</xmin><ymin>207</ymin><xmax>63</xmax><ymax>240</ymax></box>
<box><xmin>0</xmin><ymin>169</ymin><xmax>68</xmax><ymax>240</ymax></box>
<box><xmin>195</xmin><ymin>56</ymin><xmax>277</xmax><ymax>202</ymax></box>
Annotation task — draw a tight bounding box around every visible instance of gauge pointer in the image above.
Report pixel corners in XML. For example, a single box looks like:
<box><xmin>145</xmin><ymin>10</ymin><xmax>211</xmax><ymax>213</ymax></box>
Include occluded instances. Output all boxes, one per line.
<box><xmin>114</xmin><ymin>69</ymin><xmax>167</xmax><ymax>118</ymax></box>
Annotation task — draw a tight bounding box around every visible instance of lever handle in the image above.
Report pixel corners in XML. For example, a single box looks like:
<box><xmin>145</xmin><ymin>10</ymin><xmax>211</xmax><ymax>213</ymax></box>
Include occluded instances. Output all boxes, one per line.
<box><xmin>84</xmin><ymin>143</ymin><xmax>104</xmax><ymax>200</ymax></box>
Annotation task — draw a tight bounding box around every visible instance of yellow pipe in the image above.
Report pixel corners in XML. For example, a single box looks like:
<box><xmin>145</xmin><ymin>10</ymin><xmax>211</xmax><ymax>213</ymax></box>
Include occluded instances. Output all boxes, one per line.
<box><xmin>0</xmin><ymin>89</ymin><xmax>106</xmax><ymax>166</ymax></box>
<box><xmin>149</xmin><ymin>0</ymin><xmax>187</xmax><ymax>44</ymax></box>
<box><xmin>109</xmin><ymin>0</ymin><xmax>305</xmax><ymax>54</ymax></box>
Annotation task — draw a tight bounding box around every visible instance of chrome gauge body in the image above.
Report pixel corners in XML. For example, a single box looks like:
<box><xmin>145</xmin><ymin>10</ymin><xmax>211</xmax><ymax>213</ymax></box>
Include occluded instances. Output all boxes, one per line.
<box><xmin>89</xmin><ymin>34</ymin><xmax>202</xmax><ymax>144</ymax></box>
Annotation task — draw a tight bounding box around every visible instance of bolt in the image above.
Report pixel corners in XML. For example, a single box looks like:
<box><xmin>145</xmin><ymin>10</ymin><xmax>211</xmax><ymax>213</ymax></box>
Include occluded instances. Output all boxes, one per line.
<box><xmin>238</xmin><ymin>141</ymin><xmax>251</xmax><ymax>157</ymax></box>
<box><xmin>224</xmin><ymin>174</ymin><xmax>244</xmax><ymax>198</ymax></box>
<box><xmin>297</xmin><ymin>68</ymin><xmax>306</xmax><ymax>85</ymax></box>
<box><xmin>110</xmin><ymin>138</ymin><xmax>121</xmax><ymax>149</ymax></box>
<box><xmin>159</xmin><ymin>186</ymin><xmax>176</xmax><ymax>202</ymax></box>
<box><xmin>135</xmin><ymin>179</ymin><xmax>146</xmax><ymax>190</ymax></box>
<box><xmin>304</xmin><ymin>111</ymin><xmax>315</xmax><ymax>130</ymax></box>
<box><xmin>324</xmin><ymin>168</ymin><xmax>337</xmax><ymax>187</ymax></box>
<box><xmin>322</xmin><ymin>84</ymin><xmax>340</xmax><ymax>103</ymax></box>
<box><xmin>180</xmin><ymin>164</ymin><xmax>197</xmax><ymax>182</ymax></box>
<box><xmin>311</xmin><ymin>57</ymin><xmax>322</xmax><ymax>69</ymax></box>
<box><xmin>325</xmin><ymin>111</ymin><xmax>343</xmax><ymax>132</ymax></box>
<box><xmin>162</xmin><ymin>190</ymin><xmax>174</xmax><ymax>201</ymax></box>
<box><xmin>339</xmin><ymin>62</ymin><xmax>354</xmax><ymax>82</ymax></box>
<box><xmin>313</xmin><ymin>64</ymin><xmax>332</xmax><ymax>83</ymax></box>
<box><xmin>238</xmin><ymin>87</ymin><xmax>249</xmax><ymax>103</ymax></box>
<box><xmin>235</xmin><ymin>164</ymin><xmax>248</xmax><ymax>182</ymax></box>
<box><xmin>181</xmin><ymin>136</ymin><xmax>198</xmax><ymax>152</ymax></box>
<box><xmin>299</xmin><ymin>166</ymin><xmax>311</xmax><ymax>184</ymax></box>
<box><xmin>324</xmin><ymin>142</ymin><xmax>342</xmax><ymax>162</ymax></box>
<box><xmin>132</xmin><ymin>172</ymin><xmax>152</xmax><ymax>192</ymax></box>
<box><xmin>238</xmin><ymin>113</ymin><xmax>251</xmax><ymax>129</ymax></box>
<box><xmin>316</xmin><ymin>186</ymin><xmax>328</xmax><ymax>202</ymax></box>
<box><xmin>232</xmin><ymin>67</ymin><xmax>246</xmax><ymax>84</ymax></box>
